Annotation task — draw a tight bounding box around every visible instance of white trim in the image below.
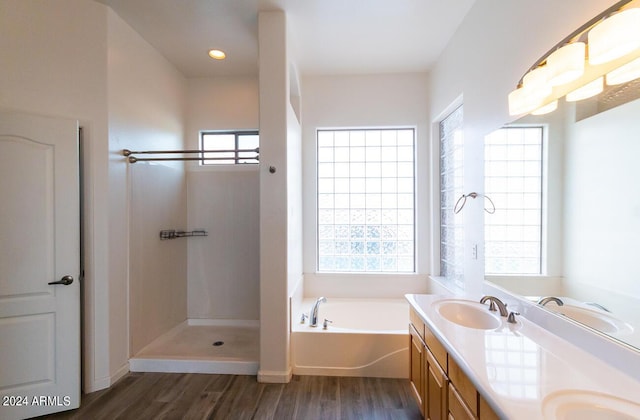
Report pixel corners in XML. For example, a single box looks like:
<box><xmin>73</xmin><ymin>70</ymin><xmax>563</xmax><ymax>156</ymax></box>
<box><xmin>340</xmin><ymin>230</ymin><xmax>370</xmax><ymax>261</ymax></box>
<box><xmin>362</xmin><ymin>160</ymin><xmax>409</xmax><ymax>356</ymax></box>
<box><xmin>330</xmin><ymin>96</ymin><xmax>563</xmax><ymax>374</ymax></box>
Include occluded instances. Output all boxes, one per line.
<box><xmin>187</xmin><ymin>163</ymin><xmax>260</xmax><ymax>173</ymax></box>
<box><xmin>86</xmin><ymin>376</ymin><xmax>112</xmax><ymax>394</ymax></box>
<box><xmin>257</xmin><ymin>368</ymin><xmax>293</xmax><ymax>383</ymax></box>
<box><xmin>111</xmin><ymin>362</ymin><xmax>130</xmax><ymax>384</ymax></box>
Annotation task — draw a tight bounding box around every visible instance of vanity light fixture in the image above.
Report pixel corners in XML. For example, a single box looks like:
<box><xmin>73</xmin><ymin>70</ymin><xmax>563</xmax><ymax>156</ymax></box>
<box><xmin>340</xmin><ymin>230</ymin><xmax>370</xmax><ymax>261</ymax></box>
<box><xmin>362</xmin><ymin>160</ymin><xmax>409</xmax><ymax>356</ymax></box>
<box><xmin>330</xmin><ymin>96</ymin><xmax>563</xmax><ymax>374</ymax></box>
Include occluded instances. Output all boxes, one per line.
<box><xmin>546</xmin><ymin>42</ymin><xmax>586</xmax><ymax>86</ymax></box>
<box><xmin>588</xmin><ymin>8</ymin><xmax>640</xmax><ymax>65</ymax></box>
<box><xmin>208</xmin><ymin>49</ymin><xmax>226</xmax><ymax>60</ymax></box>
<box><xmin>531</xmin><ymin>100</ymin><xmax>558</xmax><ymax>115</ymax></box>
<box><xmin>508</xmin><ymin>0</ymin><xmax>640</xmax><ymax>116</ymax></box>
<box><xmin>566</xmin><ymin>76</ymin><xmax>604</xmax><ymax>101</ymax></box>
<box><xmin>606</xmin><ymin>56</ymin><xmax>640</xmax><ymax>84</ymax></box>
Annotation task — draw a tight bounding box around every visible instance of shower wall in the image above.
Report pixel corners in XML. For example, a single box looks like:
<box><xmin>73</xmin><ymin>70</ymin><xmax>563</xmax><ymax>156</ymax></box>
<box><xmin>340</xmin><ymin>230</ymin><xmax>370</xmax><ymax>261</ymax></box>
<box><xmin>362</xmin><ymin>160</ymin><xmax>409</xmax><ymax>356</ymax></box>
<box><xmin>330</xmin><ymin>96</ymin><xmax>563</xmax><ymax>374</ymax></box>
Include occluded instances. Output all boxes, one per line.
<box><xmin>107</xmin><ymin>10</ymin><xmax>188</xmax><ymax>357</ymax></box>
<box><xmin>185</xmin><ymin>77</ymin><xmax>260</xmax><ymax>321</ymax></box>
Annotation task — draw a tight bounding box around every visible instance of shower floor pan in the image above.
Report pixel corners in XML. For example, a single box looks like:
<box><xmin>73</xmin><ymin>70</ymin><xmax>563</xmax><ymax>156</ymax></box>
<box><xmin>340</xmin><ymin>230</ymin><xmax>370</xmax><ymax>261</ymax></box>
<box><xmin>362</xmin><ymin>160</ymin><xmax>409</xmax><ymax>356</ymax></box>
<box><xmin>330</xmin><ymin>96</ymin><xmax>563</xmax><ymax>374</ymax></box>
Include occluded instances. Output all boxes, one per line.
<box><xmin>129</xmin><ymin>320</ymin><xmax>259</xmax><ymax>375</ymax></box>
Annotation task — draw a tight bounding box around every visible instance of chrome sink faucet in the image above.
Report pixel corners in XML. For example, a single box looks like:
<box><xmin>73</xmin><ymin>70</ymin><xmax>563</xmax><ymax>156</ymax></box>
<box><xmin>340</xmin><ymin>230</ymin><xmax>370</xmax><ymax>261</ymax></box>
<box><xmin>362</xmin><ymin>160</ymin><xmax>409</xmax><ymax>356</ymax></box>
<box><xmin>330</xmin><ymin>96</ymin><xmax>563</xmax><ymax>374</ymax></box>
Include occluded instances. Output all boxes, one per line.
<box><xmin>309</xmin><ymin>296</ymin><xmax>327</xmax><ymax>327</ymax></box>
<box><xmin>480</xmin><ymin>295</ymin><xmax>509</xmax><ymax>317</ymax></box>
<box><xmin>537</xmin><ymin>296</ymin><xmax>564</xmax><ymax>307</ymax></box>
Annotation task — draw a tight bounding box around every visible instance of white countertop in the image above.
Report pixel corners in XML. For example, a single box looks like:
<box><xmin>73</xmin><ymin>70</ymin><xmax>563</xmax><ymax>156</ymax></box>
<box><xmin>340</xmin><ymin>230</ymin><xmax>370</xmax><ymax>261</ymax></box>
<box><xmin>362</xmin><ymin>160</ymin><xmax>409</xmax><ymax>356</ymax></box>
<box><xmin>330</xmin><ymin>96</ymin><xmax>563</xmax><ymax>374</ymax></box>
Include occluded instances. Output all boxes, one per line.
<box><xmin>405</xmin><ymin>294</ymin><xmax>640</xmax><ymax>419</ymax></box>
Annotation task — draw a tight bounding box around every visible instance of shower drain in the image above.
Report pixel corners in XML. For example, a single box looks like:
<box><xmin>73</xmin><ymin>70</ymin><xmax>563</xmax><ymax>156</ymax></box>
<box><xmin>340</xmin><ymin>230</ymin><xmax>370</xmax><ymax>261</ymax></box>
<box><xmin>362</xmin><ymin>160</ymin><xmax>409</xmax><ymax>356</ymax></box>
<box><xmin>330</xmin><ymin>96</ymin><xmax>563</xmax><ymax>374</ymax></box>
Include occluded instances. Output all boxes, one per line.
<box><xmin>212</xmin><ymin>341</ymin><xmax>224</xmax><ymax>347</ymax></box>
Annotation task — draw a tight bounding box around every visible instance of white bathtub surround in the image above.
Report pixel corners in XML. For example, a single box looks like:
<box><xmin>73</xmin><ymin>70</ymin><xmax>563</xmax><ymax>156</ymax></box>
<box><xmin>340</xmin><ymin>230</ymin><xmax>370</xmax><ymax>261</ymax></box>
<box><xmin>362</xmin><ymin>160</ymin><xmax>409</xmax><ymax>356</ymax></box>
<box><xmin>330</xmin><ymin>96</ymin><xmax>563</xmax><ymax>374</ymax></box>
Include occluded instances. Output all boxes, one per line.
<box><xmin>129</xmin><ymin>320</ymin><xmax>259</xmax><ymax>375</ymax></box>
<box><xmin>303</xmin><ymin>273</ymin><xmax>430</xmax><ymax>299</ymax></box>
<box><xmin>292</xmin><ymin>298</ymin><xmax>409</xmax><ymax>378</ymax></box>
<box><xmin>406</xmin><ymin>294</ymin><xmax>640</xmax><ymax>419</ymax></box>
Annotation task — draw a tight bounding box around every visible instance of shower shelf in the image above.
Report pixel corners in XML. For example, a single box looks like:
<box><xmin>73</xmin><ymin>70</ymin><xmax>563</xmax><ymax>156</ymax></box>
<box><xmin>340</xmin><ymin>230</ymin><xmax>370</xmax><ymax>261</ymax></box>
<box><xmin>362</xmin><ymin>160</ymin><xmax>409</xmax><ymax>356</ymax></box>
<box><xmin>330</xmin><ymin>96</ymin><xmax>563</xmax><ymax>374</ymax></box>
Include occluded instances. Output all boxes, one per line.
<box><xmin>159</xmin><ymin>229</ymin><xmax>208</xmax><ymax>240</ymax></box>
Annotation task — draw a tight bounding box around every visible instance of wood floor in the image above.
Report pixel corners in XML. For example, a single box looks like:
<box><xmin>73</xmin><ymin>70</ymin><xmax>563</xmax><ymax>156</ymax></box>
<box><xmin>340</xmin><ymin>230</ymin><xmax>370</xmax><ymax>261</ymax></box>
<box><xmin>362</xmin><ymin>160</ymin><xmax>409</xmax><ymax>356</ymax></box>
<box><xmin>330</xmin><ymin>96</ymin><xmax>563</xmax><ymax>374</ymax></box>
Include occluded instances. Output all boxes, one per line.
<box><xmin>36</xmin><ymin>373</ymin><xmax>421</xmax><ymax>420</ymax></box>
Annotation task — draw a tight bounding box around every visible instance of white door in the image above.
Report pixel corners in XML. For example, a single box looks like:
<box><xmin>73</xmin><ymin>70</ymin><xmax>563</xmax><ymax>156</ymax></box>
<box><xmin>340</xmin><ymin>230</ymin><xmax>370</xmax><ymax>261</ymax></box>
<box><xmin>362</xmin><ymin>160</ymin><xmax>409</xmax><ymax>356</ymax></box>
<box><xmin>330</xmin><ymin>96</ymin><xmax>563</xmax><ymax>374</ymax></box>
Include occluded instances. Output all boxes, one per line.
<box><xmin>0</xmin><ymin>111</ymin><xmax>80</xmax><ymax>419</ymax></box>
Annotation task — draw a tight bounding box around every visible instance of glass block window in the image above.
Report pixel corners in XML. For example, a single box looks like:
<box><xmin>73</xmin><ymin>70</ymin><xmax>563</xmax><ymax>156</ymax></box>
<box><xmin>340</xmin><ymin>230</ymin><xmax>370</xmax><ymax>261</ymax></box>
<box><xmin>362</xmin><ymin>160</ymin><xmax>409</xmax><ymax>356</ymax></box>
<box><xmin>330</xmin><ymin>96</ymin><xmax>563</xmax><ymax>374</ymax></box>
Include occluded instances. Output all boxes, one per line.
<box><xmin>317</xmin><ymin>128</ymin><xmax>415</xmax><ymax>273</ymax></box>
<box><xmin>439</xmin><ymin>106</ymin><xmax>465</xmax><ymax>287</ymax></box>
<box><xmin>200</xmin><ymin>131</ymin><xmax>259</xmax><ymax>165</ymax></box>
<box><xmin>484</xmin><ymin>126</ymin><xmax>543</xmax><ymax>274</ymax></box>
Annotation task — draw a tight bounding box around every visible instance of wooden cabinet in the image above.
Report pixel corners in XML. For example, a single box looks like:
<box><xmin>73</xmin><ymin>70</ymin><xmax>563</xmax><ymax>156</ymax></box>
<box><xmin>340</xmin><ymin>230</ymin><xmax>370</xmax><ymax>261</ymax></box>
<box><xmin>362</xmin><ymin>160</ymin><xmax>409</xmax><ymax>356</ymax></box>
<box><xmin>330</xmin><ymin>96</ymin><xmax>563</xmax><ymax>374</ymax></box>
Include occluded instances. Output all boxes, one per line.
<box><xmin>425</xmin><ymin>348</ymin><xmax>447</xmax><ymax>420</ymax></box>
<box><xmin>448</xmin><ymin>356</ymin><xmax>477</xmax><ymax>418</ymax></box>
<box><xmin>448</xmin><ymin>384</ymin><xmax>475</xmax><ymax>420</ymax></box>
<box><xmin>409</xmin><ymin>308</ymin><xmax>500</xmax><ymax>420</ymax></box>
<box><xmin>409</xmin><ymin>324</ymin><xmax>425</xmax><ymax>415</ymax></box>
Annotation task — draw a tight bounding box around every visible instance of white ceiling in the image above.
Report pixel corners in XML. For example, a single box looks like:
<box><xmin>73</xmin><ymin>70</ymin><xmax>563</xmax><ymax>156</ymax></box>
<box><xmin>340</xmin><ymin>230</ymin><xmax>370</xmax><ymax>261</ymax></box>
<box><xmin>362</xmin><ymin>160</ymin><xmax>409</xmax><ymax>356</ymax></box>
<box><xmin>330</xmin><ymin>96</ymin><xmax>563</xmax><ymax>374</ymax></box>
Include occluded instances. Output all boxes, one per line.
<box><xmin>97</xmin><ymin>0</ymin><xmax>476</xmax><ymax>78</ymax></box>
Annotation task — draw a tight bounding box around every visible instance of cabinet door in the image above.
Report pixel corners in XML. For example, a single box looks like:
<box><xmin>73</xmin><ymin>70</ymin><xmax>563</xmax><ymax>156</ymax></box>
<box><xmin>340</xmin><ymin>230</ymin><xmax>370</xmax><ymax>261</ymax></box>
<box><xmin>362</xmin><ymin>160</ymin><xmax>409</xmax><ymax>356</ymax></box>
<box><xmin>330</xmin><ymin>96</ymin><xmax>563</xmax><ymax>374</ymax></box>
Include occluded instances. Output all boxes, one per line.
<box><xmin>425</xmin><ymin>348</ymin><xmax>447</xmax><ymax>420</ymax></box>
<box><xmin>448</xmin><ymin>384</ymin><xmax>475</xmax><ymax>420</ymax></box>
<box><xmin>479</xmin><ymin>395</ymin><xmax>500</xmax><ymax>420</ymax></box>
<box><xmin>449</xmin><ymin>356</ymin><xmax>478</xmax><ymax>417</ymax></box>
<box><xmin>409</xmin><ymin>324</ymin><xmax>425</xmax><ymax>415</ymax></box>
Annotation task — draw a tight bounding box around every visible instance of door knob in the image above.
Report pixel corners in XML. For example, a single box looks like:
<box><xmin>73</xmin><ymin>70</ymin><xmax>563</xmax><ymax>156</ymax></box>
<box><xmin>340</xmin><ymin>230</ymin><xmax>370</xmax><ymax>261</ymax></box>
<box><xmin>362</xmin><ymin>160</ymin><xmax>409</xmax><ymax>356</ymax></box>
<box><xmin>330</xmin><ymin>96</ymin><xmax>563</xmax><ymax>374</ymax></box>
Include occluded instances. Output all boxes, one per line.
<box><xmin>48</xmin><ymin>275</ymin><xmax>73</xmax><ymax>286</ymax></box>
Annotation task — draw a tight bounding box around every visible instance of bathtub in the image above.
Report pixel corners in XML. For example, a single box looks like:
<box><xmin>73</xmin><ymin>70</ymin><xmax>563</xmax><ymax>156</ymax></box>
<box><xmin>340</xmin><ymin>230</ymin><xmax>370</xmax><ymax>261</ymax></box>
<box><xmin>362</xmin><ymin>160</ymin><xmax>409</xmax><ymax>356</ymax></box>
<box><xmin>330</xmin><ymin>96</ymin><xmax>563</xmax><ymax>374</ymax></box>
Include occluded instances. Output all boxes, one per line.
<box><xmin>291</xmin><ymin>298</ymin><xmax>409</xmax><ymax>378</ymax></box>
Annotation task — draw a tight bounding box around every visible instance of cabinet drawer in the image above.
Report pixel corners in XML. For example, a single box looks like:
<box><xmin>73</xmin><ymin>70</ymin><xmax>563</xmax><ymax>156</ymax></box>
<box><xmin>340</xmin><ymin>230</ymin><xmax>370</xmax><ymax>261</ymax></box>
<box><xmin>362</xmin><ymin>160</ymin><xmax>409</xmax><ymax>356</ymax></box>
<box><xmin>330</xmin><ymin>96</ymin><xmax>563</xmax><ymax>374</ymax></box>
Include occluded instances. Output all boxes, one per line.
<box><xmin>448</xmin><ymin>356</ymin><xmax>478</xmax><ymax>417</ymax></box>
<box><xmin>424</xmin><ymin>324</ymin><xmax>447</xmax><ymax>371</ymax></box>
<box><xmin>410</xmin><ymin>308</ymin><xmax>425</xmax><ymax>341</ymax></box>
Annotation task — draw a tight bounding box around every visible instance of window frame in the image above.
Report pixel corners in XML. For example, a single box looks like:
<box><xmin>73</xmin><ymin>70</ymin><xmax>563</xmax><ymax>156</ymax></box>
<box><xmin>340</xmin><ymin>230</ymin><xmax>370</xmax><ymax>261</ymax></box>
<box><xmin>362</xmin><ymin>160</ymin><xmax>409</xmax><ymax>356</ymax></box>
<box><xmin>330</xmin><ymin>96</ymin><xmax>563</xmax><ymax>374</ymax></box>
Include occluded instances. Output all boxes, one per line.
<box><xmin>199</xmin><ymin>130</ymin><xmax>259</xmax><ymax>165</ymax></box>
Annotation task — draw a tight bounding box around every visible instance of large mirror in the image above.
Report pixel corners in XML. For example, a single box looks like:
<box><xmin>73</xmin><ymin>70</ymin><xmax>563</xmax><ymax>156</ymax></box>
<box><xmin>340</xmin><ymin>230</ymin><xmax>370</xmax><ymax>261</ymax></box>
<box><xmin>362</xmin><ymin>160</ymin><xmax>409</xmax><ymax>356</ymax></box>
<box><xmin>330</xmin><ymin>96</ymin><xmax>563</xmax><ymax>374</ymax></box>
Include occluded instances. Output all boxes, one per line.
<box><xmin>484</xmin><ymin>81</ymin><xmax>640</xmax><ymax>351</ymax></box>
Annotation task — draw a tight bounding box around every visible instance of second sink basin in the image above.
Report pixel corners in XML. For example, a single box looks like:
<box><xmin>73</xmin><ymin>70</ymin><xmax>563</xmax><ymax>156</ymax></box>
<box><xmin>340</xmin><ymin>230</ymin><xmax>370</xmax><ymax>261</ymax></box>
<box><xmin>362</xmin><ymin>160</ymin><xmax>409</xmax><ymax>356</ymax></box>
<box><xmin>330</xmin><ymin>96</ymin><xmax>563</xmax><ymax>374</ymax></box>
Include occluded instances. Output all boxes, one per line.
<box><xmin>435</xmin><ymin>299</ymin><xmax>501</xmax><ymax>330</ymax></box>
<box><xmin>550</xmin><ymin>305</ymin><xmax>633</xmax><ymax>335</ymax></box>
<box><xmin>542</xmin><ymin>390</ymin><xmax>640</xmax><ymax>419</ymax></box>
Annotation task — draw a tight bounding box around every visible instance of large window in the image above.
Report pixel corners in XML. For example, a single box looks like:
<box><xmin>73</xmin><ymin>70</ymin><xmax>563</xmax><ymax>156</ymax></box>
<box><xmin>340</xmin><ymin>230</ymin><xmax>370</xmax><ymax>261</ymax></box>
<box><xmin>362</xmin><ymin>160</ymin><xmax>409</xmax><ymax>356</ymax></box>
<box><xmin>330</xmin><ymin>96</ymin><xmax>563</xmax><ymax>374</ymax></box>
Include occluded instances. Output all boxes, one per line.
<box><xmin>439</xmin><ymin>106</ymin><xmax>465</xmax><ymax>287</ymax></box>
<box><xmin>484</xmin><ymin>126</ymin><xmax>543</xmax><ymax>274</ymax></box>
<box><xmin>317</xmin><ymin>128</ymin><xmax>415</xmax><ymax>273</ymax></box>
<box><xmin>200</xmin><ymin>131</ymin><xmax>259</xmax><ymax>165</ymax></box>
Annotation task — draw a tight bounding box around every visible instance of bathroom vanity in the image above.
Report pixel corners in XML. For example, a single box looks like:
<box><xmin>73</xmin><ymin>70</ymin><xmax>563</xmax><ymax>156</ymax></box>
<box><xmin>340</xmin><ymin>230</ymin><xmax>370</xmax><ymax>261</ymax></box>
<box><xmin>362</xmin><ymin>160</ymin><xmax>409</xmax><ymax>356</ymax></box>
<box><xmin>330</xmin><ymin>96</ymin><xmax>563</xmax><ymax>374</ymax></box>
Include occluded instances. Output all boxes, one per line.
<box><xmin>406</xmin><ymin>294</ymin><xmax>640</xmax><ymax>419</ymax></box>
<box><xmin>409</xmin><ymin>301</ymin><xmax>498</xmax><ymax>419</ymax></box>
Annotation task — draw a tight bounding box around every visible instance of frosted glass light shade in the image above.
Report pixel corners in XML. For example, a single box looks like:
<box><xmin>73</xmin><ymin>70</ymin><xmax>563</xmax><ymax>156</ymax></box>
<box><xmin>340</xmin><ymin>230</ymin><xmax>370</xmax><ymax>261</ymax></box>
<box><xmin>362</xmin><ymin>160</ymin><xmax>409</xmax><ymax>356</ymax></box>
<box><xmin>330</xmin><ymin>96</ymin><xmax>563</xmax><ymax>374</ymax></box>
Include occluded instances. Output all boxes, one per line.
<box><xmin>606</xmin><ymin>57</ymin><xmax>640</xmax><ymax>85</ymax></box>
<box><xmin>547</xmin><ymin>42</ymin><xmax>586</xmax><ymax>86</ymax></box>
<box><xmin>522</xmin><ymin>66</ymin><xmax>552</xmax><ymax>96</ymax></box>
<box><xmin>588</xmin><ymin>8</ymin><xmax>640</xmax><ymax>65</ymax></box>
<box><xmin>566</xmin><ymin>77</ymin><xmax>603</xmax><ymax>101</ymax></box>
<box><xmin>508</xmin><ymin>86</ymin><xmax>548</xmax><ymax>116</ymax></box>
<box><xmin>531</xmin><ymin>100</ymin><xmax>558</xmax><ymax>115</ymax></box>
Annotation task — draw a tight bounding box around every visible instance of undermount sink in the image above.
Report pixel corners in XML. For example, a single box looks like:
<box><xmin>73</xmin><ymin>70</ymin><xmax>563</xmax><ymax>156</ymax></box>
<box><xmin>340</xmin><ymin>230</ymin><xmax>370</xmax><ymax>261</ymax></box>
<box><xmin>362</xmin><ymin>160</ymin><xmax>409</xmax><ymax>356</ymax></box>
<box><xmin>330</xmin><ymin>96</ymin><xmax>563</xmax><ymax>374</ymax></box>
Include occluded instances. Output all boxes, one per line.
<box><xmin>550</xmin><ymin>305</ymin><xmax>633</xmax><ymax>335</ymax></box>
<box><xmin>542</xmin><ymin>390</ymin><xmax>640</xmax><ymax>420</ymax></box>
<box><xmin>434</xmin><ymin>299</ymin><xmax>501</xmax><ymax>330</ymax></box>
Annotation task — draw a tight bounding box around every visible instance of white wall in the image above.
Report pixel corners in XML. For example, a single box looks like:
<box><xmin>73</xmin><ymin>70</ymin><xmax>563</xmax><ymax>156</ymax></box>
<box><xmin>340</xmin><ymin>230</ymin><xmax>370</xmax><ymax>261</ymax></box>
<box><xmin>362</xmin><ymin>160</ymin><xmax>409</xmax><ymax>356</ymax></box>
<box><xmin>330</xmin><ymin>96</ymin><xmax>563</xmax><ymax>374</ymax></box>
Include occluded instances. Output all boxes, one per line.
<box><xmin>0</xmin><ymin>0</ymin><xmax>191</xmax><ymax>391</ymax></box>
<box><xmin>0</xmin><ymin>0</ymin><xmax>111</xmax><ymax>392</ymax></box>
<box><xmin>300</xmin><ymin>73</ymin><xmax>431</xmax><ymax>297</ymax></box>
<box><xmin>563</xmin><ymin>98</ymin><xmax>640</xmax><ymax>327</ymax></box>
<box><xmin>187</xmin><ymin>169</ymin><xmax>260</xmax><ymax>320</ymax></box>
<box><xmin>185</xmin><ymin>77</ymin><xmax>260</xmax><ymax>320</ymax></box>
<box><xmin>427</xmin><ymin>0</ymin><xmax>619</xmax><ymax>295</ymax></box>
<box><xmin>185</xmin><ymin>77</ymin><xmax>260</xmax><ymax>150</ymax></box>
<box><xmin>258</xmin><ymin>10</ymin><xmax>300</xmax><ymax>383</ymax></box>
<box><xmin>107</xmin><ymin>10</ymin><xmax>188</xmax><ymax>358</ymax></box>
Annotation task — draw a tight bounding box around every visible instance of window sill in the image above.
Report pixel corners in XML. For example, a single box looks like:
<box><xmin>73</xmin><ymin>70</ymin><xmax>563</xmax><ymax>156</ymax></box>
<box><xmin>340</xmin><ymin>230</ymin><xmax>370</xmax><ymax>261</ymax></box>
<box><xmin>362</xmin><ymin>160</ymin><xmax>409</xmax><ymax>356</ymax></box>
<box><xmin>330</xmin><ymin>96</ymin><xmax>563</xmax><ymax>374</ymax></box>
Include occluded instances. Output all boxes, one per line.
<box><xmin>186</xmin><ymin>163</ymin><xmax>260</xmax><ymax>173</ymax></box>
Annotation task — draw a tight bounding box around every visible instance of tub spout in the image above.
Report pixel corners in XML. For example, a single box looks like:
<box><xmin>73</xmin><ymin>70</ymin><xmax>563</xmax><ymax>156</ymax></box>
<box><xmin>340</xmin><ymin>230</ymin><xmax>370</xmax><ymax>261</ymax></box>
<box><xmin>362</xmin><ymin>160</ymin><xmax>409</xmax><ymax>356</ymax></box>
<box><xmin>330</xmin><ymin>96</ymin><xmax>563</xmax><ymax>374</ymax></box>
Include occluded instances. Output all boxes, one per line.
<box><xmin>537</xmin><ymin>296</ymin><xmax>564</xmax><ymax>307</ymax></box>
<box><xmin>309</xmin><ymin>297</ymin><xmax>327</xmax><ymax>327</ymax></box>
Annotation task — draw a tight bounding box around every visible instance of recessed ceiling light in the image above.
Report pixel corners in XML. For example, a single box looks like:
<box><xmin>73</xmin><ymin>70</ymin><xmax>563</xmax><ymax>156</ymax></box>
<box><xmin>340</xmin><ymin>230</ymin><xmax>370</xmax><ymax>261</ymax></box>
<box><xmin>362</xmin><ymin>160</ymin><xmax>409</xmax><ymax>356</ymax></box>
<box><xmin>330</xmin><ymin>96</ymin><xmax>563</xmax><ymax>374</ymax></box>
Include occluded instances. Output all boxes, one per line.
<box><xmin>208</xmin><ymin>49</ymin><xmax>226</xmax><ymax>60</ymax></box>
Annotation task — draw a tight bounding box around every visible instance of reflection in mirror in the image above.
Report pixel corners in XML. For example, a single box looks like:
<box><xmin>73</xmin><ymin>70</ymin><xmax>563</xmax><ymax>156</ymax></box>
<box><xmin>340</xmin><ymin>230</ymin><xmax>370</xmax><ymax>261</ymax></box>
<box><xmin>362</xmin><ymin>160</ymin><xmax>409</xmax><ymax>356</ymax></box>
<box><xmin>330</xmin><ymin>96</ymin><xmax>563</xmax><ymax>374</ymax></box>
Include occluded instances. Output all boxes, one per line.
<box><xmin>485</xmin><ymin>82</ymin><xmax>640</xmax><ymax>351</ymax></box>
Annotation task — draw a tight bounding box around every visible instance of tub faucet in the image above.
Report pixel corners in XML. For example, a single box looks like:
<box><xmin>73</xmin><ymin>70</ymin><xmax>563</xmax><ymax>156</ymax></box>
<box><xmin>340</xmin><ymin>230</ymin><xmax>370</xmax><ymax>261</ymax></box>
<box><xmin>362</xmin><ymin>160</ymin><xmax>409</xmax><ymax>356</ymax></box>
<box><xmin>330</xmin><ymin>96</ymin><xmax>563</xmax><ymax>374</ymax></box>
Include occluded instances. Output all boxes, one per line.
<box><xmin>480</xmin><ymin>295</ymin><xmax>509</xmax><ymax>317</ymax></box>
<box><xmin>309</xmin><ymin>297</ymin><xmax>327</xmax><ymax>327</ymax></box>
<box><xmin>537</xmin><ymin>296</ymin><xmax>564</xmax><ymax>307</ymax></box>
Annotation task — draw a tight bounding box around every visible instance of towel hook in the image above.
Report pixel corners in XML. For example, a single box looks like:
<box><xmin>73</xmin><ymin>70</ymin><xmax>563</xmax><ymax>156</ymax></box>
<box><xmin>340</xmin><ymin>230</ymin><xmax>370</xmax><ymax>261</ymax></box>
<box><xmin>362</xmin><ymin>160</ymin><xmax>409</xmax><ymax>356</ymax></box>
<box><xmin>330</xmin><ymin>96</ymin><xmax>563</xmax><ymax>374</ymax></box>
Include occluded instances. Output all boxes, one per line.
<box><xmin>453</xmin><ymin>192</ymin><xmax>496</xmax><ymax>214</ymax></box>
